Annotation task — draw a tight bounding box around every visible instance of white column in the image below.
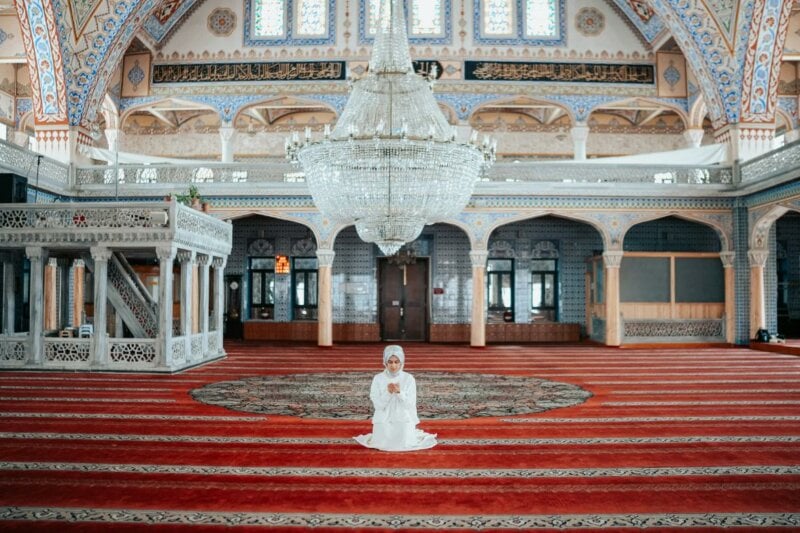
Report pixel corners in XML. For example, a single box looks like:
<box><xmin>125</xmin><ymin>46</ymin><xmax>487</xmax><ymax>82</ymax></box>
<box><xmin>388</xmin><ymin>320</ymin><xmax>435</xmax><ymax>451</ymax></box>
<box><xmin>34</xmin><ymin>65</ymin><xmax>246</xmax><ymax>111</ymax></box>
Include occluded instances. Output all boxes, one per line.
<box><xmin>25</xmin><ymin>247</ymin><xmax>45</xmax><ymax>363</ymax></box>
<box><xmin>178</xmin><ymin>250</ymin><xmax>195</xmax><ymax>359</ymax></box>
<box><xmin>44</xmin><ymin>258</ymin><xmax>58</xmax><ymax>331</ymax></box>
<box><xmin>90</xmin><ymin>247</ymin><xmax>111</xmax><ymax>366</ymax></box>
<box><xmin>219</xmin><ymin>124</ymin><xmax>237</xmax><ymax>163</ymax></box>
<box><xmin>470</xmin><ymin>250</ymin><xmax>488</xmax><ymax>347</ymax></box>
<box><xmin>683</xmin><ymin>128</ymin><xmax>705</xmax><ymax>148</ymax></box>
<box><xmin>748</xmin><ymin>249</ymin><xmax>769</xmax><ymax>339</ymax></box>
<box><xmin>211</xmin><ymin>257</ymin><xmax>226</xmax><ymax>354</ymax></box>
<box><xmin>570</xmin><ymin>123</ymin><xmax>590</xmax><ymax>161</ymax></box>
<box><xmin>197</xmin><ymin>254</ymin><xmax>211</xmax><ymax>359</ymax></box>
<box><xmin>316</xmin><ymin>249</ymin><xmax>335</xmax><ymax>347</ymax></box>
<box><xmin>720</xmin><ymin>252</ymin><xmax>736</xmax><ymax>344</ymax></box>
<box><xmin>3</xmin><ymin>256</ymin><xmax>15</xmax><ymax>334</ymax></box>
<box><xmin>603</xmin><ymin>251</ymin><xmax>624</xmax><ymax>346</ymax></box>
<box><xmin>157</xmin><ymin>246</ymin><xmax>176</xmax><ymax>368</ymax></box>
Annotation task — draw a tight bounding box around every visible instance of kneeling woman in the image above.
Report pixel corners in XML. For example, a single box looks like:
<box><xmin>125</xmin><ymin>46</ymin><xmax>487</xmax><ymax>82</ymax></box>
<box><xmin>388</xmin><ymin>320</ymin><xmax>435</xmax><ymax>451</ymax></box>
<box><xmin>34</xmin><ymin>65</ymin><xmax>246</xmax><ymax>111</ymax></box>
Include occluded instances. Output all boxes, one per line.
<box><xmin>354</xmin><ymin>345</ymin><xmax>437</xmax><ymax>452</ymax></box>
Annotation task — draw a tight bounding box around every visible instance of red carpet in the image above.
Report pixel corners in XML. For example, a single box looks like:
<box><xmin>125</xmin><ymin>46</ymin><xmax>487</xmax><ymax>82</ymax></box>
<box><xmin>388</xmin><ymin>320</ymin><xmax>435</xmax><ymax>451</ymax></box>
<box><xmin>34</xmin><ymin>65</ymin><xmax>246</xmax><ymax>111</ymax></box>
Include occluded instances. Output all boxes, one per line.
<box><xmin>0</xmin><ymin>342</ymin><xmax>799</xmax><ymax>531</ymax></box>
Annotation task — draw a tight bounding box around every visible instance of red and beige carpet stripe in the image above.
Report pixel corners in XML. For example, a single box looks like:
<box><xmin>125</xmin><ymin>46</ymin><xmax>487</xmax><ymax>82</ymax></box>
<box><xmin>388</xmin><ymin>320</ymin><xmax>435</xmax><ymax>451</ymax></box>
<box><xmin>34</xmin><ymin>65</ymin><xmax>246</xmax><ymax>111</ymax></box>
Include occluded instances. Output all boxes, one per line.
<box><xmin>0</xmin><ymin>343</ymin><xmax>799</xmax><ymax>531</ymax></box>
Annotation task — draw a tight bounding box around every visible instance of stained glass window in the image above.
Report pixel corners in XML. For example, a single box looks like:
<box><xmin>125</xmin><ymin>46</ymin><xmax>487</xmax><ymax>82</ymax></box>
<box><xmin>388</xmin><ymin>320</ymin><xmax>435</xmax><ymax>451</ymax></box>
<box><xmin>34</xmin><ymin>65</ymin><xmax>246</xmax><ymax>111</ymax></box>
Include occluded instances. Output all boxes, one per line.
<box><xmin>297</xmin><ymin>0</ymin><xmax>327</xmax><ymax>36</ymax></box>
<box><xmin>412</xmin><ymin>0</ymin><xmax>442</xmax><ymax>35</ymax></box>
<box><xmin>254</xmin><ymin>0</ymin><xmax>285</xmax><ymax>38</ymax></box>
<box><xmin>483</xmin><ymin>0</ymin><xmax>514</xmax><ymax>36</ymax></box>
<box><xmin>525</xmin><ymin>0</ymin><xmax>557</xmax><ymax>37</ymax></box>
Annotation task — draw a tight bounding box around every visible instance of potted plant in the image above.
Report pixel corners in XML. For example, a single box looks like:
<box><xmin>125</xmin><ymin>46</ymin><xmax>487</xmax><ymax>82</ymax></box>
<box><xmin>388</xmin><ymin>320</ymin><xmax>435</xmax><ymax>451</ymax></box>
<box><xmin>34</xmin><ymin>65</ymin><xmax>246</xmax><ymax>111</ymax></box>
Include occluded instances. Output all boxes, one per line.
<box><xmin>176</xmin><ymin>185</ymin><xmax>204</xmax><ymax>210</ymax></box>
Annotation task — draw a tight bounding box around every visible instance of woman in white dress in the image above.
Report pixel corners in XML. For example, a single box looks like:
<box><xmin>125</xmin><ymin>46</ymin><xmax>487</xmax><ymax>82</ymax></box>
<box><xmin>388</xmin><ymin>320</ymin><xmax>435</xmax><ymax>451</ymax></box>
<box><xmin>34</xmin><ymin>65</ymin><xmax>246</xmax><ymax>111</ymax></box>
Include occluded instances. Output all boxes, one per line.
<box><xmin>354</xmin><ymin>345</ymin><xmax>437</xmax><ymax>452</ymax></box>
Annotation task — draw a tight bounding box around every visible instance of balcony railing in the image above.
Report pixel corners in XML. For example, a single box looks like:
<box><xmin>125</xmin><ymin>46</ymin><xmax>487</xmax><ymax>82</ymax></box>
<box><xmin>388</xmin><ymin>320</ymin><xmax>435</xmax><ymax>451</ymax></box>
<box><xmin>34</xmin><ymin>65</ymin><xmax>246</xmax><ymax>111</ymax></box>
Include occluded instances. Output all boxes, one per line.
<box><xmin>0</xmin><ymin>137</ymin><xmax>797</xmax><ymax>196</ymax></box>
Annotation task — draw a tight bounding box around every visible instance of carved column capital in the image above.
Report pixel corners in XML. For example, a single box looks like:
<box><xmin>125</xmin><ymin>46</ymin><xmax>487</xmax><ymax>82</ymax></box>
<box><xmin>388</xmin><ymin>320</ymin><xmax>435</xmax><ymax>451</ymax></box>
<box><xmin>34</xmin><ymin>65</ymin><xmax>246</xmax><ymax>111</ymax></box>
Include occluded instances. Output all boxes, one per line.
<box><xmin>156</xmin><ymin>246</ymin><xmax>176</xmax><ymax>262</ymax></box>
<box><xmin>47</xmin><ymin>258</ymin><xmax>58</xmax><ymax>268</ymax></box>
<box><xmin>176</xmin><ymin>250</ymin><xmax>196</xmax><ymax>264</ymax></box>
<box><xmin>316</xmin><ymin>248</ymin><xmax>336</xmax><ymax>267</ymax></box>
<box><xmin>25</xmin><ymin>247</ymin><xmax>45</xmax><ymax>261</ymax></box>
<box><xmin>469</xmin><ymin>250</ymin><xmax>488</xmax><ymax>268</ymax></box>
<box><xmin>211</xmin><ymin>256</ymin><xmax>227</xmax><ymax>269</ymax></box>
<box><xmin>90</xmin><ymin>247</ymin><xmax>112</xmax><ymax>262</ymax></box>
<box><xmin>748</xmin><ymin>249</ymin><xmax>769</xmax><ymax>268</ymax></box>
<box><xmin>196</xmin><ymin>253</ymin><xmax>211</xmax><ymax>266</ymax></box>
<box><xmin>602</xmin><ymin>251</ymin><xmax>624</xmax><ymax>269</ymax></box>
<box><xmin>73</xmin><ymin>259</ymin><xmax>85</xmax><ymax>269</ymax></box>
<box><xmin>719</xmin><ymin>252</ymin><xmax>736</xmax><ymax>268</ymax></box>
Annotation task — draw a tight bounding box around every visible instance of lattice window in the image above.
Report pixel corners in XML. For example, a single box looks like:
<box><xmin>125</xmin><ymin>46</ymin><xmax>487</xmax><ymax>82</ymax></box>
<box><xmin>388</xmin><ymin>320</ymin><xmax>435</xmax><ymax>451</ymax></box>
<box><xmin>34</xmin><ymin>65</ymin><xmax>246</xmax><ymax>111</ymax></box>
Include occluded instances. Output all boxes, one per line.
<box><xmin>366</xmin><ymin>0</ymin><xmax>444</xmax><ymax>37</ymax></box>
<box><xmin>296</xmin><ymin>0</ymin><xmax>327</xmax><ymax>36</ymax></box>
<box><xmin>411</xmin><ymin>0</ymin><xmax>442</xmax><ymax>35</ymax></box>
<box><xmin>253</xmin><ymin>0</ymin><xmax>285</xmax><ymax>38</ymax></box>
<box><xmin>483</xmin><ymin>0</ymin><xmax>514</xmax><ymax>36</ymax></box>
<box><xmin>477</xmin><ymin>0</ymin><xmax>562</xmax><ymax>44</ymax></box>
<box><xmin>525</xmin><ymin>0</ymin><xmax>557</xmax><ymax>37</ymax></box>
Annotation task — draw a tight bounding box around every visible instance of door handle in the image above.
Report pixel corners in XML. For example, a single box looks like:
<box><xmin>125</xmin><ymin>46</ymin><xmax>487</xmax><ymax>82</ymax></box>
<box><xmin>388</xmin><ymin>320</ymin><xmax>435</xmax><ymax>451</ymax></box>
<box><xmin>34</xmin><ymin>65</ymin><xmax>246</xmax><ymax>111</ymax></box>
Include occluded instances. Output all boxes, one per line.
<box><xmin>400</xmin><ymin>307</ymin><xmax>404</xmax><ymax>317</ymax></box>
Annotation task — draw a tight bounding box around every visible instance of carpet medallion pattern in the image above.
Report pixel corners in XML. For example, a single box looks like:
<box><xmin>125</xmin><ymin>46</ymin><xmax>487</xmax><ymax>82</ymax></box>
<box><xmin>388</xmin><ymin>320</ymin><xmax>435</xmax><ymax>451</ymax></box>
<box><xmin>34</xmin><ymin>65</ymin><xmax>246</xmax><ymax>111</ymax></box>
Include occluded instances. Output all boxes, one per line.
<box><xmin>190</xmin><ymin>371</ymin><xmax>592</xmax><ymax>419</ymax></box>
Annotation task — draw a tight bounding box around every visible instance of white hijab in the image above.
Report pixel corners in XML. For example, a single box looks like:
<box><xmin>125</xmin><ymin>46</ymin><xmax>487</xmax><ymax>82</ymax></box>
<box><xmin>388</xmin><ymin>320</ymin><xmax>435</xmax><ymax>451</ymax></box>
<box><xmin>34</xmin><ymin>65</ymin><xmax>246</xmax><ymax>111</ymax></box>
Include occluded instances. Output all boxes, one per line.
<box><xmin>383</xmin><ymin>345</ymin><xmax>405</xmax><ymax>377</ymax></box>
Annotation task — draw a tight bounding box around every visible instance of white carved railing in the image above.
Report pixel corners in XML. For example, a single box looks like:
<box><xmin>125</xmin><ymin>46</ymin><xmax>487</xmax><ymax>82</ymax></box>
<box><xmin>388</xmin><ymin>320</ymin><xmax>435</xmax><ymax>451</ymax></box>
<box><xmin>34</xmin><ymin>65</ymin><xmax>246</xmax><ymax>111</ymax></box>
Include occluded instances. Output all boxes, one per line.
<box><xmin>0</xmin><ymin>334</ymin><xmax>29</xmax><ymax>365</ymax></box>
<box><xmin>207</xmin><ymin>330</ymin><xmax>222</xmax><ymax>355</ymax></box>
<box><xmin>43</xmin><ymin>338</ymin><xmax>91</xmax><ymax>366</ymax></box>
<box><xmin>740</xmin><ymin>138</ymin><xmax>800</xmax><ymax>184</ymax></box>
<box><xmin>0</xmin><ymin>139</ymin><xmax>70</xmax><ymax>186</ymax></box>
<box><xmin>0</xmin><ymin>202</ymin><xmax>232</xmax><ymax>257</ymax></box>
<box><xmin>170</xmin><ymin>336</ymin><xmax>186</xmax><ymax>364</ymax></box>
<box><xmin>74</xmin><ymin>160</ymin><xmax>297</xmax><ymax>185</ymax></box>
<box><xmin>2</xmin><ymin>138</ymin><xmax>799</xmax><ymax>193</ymax></box>
<box><xmin>107</xmin><ymin>253</ymin><xmax>158</xmax><ymax>337</ymax></box>
<box><xmin>486</xmin><ymin>162</ymin><xmax>734</xmax><ymax>184</ymax></box>
<box><xmin>109</xmin><ymin>339</ymin><xmax>158</xmax><ymax>369</ymax></box>
<box><xmin>190</xmin><ymin>333</ymin><xmax>204</xmax><ymax>361</ymax></box>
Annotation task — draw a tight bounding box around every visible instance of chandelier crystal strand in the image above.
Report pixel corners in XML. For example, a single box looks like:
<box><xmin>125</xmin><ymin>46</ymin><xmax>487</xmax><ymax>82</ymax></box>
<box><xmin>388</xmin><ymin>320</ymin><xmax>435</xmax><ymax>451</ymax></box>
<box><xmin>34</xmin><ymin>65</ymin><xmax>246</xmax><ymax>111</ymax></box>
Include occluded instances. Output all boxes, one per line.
<box><xmin>287</xmin><ymin>0</ymin><xmax>495</xmax><ymax>255</ymax></box>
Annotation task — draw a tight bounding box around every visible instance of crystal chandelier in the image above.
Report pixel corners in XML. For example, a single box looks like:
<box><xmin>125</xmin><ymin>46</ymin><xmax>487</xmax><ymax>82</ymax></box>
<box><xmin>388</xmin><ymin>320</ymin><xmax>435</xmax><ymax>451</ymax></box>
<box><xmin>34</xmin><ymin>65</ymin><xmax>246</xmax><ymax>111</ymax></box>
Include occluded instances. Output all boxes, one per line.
<box><xmin>286</xmin><ymin>0</ymin><xmax>495</xmax><ymax>255</ymax></box>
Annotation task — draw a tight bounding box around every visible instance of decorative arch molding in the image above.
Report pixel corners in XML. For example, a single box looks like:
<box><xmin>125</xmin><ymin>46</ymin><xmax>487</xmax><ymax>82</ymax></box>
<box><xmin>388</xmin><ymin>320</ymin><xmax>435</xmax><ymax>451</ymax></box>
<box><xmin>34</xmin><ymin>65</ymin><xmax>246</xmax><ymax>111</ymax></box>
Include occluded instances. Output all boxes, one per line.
<box><xmin>749</xmin><ymin>199</ymin><xmax>800</xmax><ymax>250</ymax></box>
<box><xmin>468</xmin><ymin>95</ymin><xmax>576</xmax><ymax>126</ymax></box>
<box><xmin>214</xmin><ymin>208</ymin><xmax>347</xmax><ymax>250</ymax></box>
<box><xmin>14</xmin><ymin>0</ymin><xmax>68</xmax><ymax>125</ymax></box>
<box><xmin>688</xmin><ymin>96</ymin><xmax>709</xmax><ymax>130</ymax></box>
<box><xmin>740</xmin><ymin>0</ymin><xmax>795</xmax><ymax>124</ymax></box>
<box><xmin>475</xmin><ymin>211</ymin><xmax>611</xmax><ymax>251</ymax></box>
<box><xmin>101</xmin><ymin>95</ymin><xmax>120</xmax><ymax>130</ymax></box>
<box><xmin>618</xmin><ymin>210</ymin><xmax>734</xmax><ymax>252</ymax></box>
<box><xmin>119</xmin><ymin>97</ymin><xmax>220</xmax><ymax>127</ymax></box>
<box><xmin>587</xmin><ymin>96</ymin><xmax>690</xmax><ymax>128</ymax></box>
<box><xmin>232</xmin><ymin>95</ymin><xmax>339</xmax><ymax>125</ymax></box>
<box><xmin>646</xmin><ymin>0</ymin><xmax>732</xmax><ymax>128</ymax></box>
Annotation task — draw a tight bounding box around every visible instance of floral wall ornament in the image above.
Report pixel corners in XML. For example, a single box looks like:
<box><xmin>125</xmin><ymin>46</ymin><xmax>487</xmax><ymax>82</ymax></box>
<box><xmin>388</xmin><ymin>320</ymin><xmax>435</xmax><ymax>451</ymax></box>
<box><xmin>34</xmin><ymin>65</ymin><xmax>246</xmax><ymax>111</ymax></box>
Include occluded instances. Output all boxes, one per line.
<box><xmin>208</xmin><ymin>8</ymin><xmax>237</xmax><ymax>37</ymax></box>
<box><xmin>127</xmin><ymin>60</ymin><xmax>145</xmax><ymax>90</ymax></box>
<box><xmin>575</xmin><ymin>7</ymin><xmax>604</xmax><ymax>37</ymax></box>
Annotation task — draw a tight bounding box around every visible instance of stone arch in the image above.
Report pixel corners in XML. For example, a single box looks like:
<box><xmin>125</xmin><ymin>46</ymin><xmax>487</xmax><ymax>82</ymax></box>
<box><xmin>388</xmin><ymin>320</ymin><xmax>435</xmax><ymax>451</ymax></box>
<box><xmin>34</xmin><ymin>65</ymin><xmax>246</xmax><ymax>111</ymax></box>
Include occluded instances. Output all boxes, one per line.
<box><xmin>688</xmin><ymin>97</ymin><xmax>709</xmax><ymax>130</ymax></box>
<box><xmin>100</xmin><ymin>95</ymin><xmax>120</xmax><ymax>131</ymax></box>
<box><xmin>468</xmin><ymin>96</ymin><xmax>576</xmax><ymax>129</ymax></box>
<box><xmin>750</xmin><ymin>204</ymin><xmax>800</xmax><ymax>250</ymax></box>
<box><xmin>119</xmin><ymin>97</ymin><xmax>221</xmax><ymax>133</ymax></box>
<box><xmin>621</xmin><ymin>212</ymin><xmax>730</xmax><ymax>252</ymax></box>
<box><xmin>484</xmin><ymin>211</ymin><xmax>611</xmax><ymax>251</ymax></box>
<box><xmin>586</xmin><ymin>97</ymin><xmax>690</xmax><ymax>131</ymax></box>
<box><xmin>232</xmin><ymin>96</ymin><xmax>338</xmax><ymax>129</ymax></box>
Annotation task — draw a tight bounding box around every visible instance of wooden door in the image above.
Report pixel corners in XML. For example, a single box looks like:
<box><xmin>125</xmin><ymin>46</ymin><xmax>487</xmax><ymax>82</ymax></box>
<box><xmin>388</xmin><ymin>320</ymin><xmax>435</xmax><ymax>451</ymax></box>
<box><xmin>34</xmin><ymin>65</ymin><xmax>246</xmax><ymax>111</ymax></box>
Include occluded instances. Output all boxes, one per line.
<box><xmin>379</xmin><ymin>258</ymin><xmax>428</xmax><ymax>341</ymax></box>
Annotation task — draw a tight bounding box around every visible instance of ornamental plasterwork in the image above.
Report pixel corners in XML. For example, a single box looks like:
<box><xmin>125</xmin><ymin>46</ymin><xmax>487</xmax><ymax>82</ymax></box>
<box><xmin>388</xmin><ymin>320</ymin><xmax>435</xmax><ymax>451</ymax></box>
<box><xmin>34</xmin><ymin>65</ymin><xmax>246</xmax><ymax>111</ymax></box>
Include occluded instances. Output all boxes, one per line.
<box><xmin>740</xmin><ymin>1</ymin><xmax>793</xmax><ymax>123</ymax></box>
<box><xmin>456</xmin><ymin>211</ymin><xmax>528</xmax><ymax>248</ymax></box>
<box><xmin>613</xmin><ymin>210</ymin><xmax>733</xmax><ymax>251</ymax></box>
<box><xmin>749</xmin><ymin>199</ymin><xmax>800</xmax><ymax>249</ymax></box>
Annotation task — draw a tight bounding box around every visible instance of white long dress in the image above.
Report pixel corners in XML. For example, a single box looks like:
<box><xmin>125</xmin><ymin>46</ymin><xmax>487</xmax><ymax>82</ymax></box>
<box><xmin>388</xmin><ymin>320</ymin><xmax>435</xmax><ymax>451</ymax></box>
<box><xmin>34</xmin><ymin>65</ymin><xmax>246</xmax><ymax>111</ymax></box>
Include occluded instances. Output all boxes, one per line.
<box><xmin>354</xmin><ymin>370</ymin><xmax>437</xmax><ymax>452</ymax></box>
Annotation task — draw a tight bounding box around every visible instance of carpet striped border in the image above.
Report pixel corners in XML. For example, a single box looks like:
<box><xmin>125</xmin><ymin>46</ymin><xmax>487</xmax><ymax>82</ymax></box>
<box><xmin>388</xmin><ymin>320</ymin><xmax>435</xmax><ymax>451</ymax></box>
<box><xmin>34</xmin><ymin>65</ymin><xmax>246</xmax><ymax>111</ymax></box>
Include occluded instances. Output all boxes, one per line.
<box><xmin>3</xmin><ymin>462</ymin><xmax>800</xmax><ymax>479</ymax></box>
<box><xmin>2</xmin><ymin>433</ymin><xmax>800</xmax><ymax>445</ymax></box>
<box><xmin>0</xmin><ymin>412</ymin><xmax>268</xmax><ymax>422</ymax></box>
<box><xmin>0</xmin><ymin>508</ymin><xmax>797</xmax><ymax>529</ymax></box>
